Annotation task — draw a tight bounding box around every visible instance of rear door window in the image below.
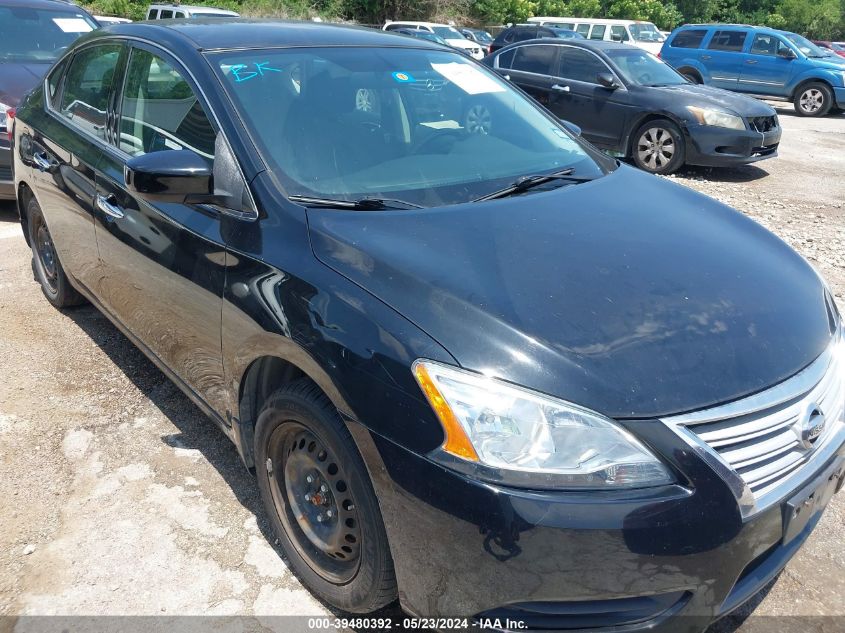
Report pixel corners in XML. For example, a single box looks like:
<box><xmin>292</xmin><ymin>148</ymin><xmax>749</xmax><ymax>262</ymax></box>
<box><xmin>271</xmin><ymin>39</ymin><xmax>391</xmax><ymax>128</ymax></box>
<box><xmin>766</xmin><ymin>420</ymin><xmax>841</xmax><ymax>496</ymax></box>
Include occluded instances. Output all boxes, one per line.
<box><xmin>59</xmin><ymin>44</ymin><xmax>122</xmax><ymax>140</ymax></box>
<box><xmin>159</xmin><ymin>9</ymin><xmax>173</xmax><ymax>18</ymax></box>
<box><xmin>707</xmin><ymin>30</ymin><xmax>748</xmax><ymax>52</ymax></box>
<box><xmin>670</xmin><ymin>29</ymin><xmax>707</xmax><ymax>48</ymax></box>
<box><xmin>575</xmin><ymin>24</ymin><xmax>590</xmax><ymax>37</ymax></box>
<box><xmin>510</xmin><ymin>44</ymin><xmax>558</xmax><ymax>75</ymax></box>
<box><xmin>590</xmin><ymin>25</ymin><xmax>607</xmax><ymax>40</ymax></box>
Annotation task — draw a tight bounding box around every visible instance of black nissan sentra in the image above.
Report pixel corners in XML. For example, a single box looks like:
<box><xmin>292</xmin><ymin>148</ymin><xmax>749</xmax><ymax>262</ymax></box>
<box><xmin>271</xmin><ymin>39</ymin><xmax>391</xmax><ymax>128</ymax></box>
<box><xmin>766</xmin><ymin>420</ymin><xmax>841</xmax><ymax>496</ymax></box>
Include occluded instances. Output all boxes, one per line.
<box><xmin>11</xmin><ymin>20</ymin><xmax>845</xmax><ymax>632</ymax></box>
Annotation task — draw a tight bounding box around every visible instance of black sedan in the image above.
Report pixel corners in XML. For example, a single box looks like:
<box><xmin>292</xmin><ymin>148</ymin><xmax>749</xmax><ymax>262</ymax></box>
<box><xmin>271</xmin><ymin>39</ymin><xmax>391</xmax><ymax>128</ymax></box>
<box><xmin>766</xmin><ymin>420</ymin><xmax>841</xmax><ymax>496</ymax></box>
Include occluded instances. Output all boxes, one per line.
<box><xmin>11</xmin><ymin>19</ymin><xmax>844</xmax><ymax>632</ymax></box>
<box><xmin>484</xmin><ymin>39</ymin><xmax>782</xmax><ymax>174</ymax></box>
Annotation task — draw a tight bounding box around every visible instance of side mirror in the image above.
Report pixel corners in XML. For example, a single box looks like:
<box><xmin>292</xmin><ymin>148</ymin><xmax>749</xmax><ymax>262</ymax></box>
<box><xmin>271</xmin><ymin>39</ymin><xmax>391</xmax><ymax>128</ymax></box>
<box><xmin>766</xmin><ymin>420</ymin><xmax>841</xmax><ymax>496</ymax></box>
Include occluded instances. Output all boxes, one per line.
<box><xmin>778</xmin><ymin>47</ymin><xmax>797</xmax><ymax>59</ymax></box>
<box><xmin>597</xmin><ymin>72</ymin><xmax>619</xmax><ymax>89</ymax></box>
<box><xmin>610</xmin><ymin>33</ymin><xmax>622</xmax><ymax>42</ymax></box>
<box><xmin>560</xmin><ymin>119</ymin><xmax>582</xmax><ymax>136</ymax></box>
<box><xmin>124</xmin><ymin>149</ymin><xmax>212</xmax><ymax>203</ymax></box>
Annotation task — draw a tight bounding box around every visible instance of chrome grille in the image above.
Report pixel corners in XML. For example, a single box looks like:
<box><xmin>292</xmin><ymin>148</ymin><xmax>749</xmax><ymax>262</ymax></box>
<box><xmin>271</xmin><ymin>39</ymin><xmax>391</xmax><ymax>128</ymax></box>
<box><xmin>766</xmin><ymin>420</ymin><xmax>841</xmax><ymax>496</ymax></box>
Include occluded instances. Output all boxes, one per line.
<box><xmin>663</xmin><ymin>329</ymin><xmax>845</xmax><ymax>517</ymax></box>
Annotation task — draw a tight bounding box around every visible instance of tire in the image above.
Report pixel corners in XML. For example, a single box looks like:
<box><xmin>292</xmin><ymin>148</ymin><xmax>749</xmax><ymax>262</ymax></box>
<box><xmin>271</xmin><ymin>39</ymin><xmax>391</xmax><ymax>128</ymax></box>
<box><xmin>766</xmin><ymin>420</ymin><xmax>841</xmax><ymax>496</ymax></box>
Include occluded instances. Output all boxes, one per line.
<box><xmin>681</xmin><ymin>70</ymin><xmax>702</xmax><ymax>84</ymax></box>
<box><xmin>793</xmin><ymin>82</ymin><xmax>833</xmax><ymax>117</ymax></box>
<box><xmin>631</xmin><ymin>120</ymin><xmax>686</xmax><ymax>175</ymax></box>
<box><xmin>27</xmin><ymin>197</ymin><xmax>84</xmax><ymax>308</ymax></box>
<box><xmin>254</xmin><ymin>380</ymin><xmax>397</xmax><ymax>612</ymax></box>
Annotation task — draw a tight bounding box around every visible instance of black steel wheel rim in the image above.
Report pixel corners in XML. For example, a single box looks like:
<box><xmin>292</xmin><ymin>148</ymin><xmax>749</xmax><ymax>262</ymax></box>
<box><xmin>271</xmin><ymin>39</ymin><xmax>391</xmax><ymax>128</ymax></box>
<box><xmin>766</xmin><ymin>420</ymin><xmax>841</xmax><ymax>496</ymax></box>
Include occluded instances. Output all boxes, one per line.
<box><xmin>266</xmin><ymin>423</ymin><xmax>362</xmax><ymax>583</ymax></box>
<box><xmin>35</xmin><ymin>219</ymin><xmax>58</xmax><ymax>291</ymax></box>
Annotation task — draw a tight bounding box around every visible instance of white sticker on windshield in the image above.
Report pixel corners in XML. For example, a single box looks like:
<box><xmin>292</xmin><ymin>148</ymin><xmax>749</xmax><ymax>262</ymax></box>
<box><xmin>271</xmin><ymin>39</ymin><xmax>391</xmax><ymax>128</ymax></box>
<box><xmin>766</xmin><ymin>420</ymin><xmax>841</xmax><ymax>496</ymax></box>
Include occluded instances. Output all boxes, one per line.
<box><xmin>53</xmin><ymin>18</ymin><xmax>94</xmax><ymax>33</ymax></box>
<box><xmin>430</xmin><ymin>62</ymin><xmax>506</xmax><ymax>95</ymax></box>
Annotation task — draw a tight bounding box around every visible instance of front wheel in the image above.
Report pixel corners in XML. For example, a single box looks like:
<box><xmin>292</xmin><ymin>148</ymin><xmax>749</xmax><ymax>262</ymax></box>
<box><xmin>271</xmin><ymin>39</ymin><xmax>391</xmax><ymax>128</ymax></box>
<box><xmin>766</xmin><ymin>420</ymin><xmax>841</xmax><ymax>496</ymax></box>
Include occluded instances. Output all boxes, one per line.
<box><xmin>631</xmin><ymin>120</ymin><xmax>686</xmax><ymax>175</ymax></box>
<box><xmin>254</xmin><ymin>380</ymin><xmax>397</xmax><ymax>612</ymax></box>
<box><xmin>794</xmin><ymin>82</ymin><xmax>833</xmax><ymax>117</ymax></box>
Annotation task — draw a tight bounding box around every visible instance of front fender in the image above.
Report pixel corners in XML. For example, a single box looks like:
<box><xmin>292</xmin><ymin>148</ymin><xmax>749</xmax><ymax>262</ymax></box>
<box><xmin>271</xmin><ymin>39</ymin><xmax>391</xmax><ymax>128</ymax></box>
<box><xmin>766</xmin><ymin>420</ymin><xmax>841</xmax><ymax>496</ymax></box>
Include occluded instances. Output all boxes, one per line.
<box><xmin>787</xmin><ymin>68</ymin><xmax>844</xmax><ymax>96</ymax></box>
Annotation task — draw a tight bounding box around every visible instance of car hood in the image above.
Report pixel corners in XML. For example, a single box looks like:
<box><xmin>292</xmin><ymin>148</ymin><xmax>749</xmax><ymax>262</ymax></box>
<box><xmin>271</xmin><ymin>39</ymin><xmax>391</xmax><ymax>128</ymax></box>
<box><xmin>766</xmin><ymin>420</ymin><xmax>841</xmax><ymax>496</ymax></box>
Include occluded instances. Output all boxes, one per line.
<box><xmin>0</xmin><ymin>61</ymin><xmax>51</xmax><ymax>107</ymax></box>
<box><xmin>647</xmin><ymin>83</ymin><xmax>776</xmax><ymax>117</ymax></box>
<box><xmin>308</xmin><ymin>166</ymin><xmax>835</xmax><ymax>419</ymax></box>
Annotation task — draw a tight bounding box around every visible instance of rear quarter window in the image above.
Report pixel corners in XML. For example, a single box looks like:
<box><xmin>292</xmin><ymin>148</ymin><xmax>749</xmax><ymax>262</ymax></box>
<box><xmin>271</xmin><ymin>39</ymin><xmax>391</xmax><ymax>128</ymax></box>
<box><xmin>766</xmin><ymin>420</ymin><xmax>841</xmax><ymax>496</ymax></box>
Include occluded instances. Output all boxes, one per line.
<box><xmin>670</xmin><ymin>29</ymin><xmax>707</xmax><ymax>49</ymax></box>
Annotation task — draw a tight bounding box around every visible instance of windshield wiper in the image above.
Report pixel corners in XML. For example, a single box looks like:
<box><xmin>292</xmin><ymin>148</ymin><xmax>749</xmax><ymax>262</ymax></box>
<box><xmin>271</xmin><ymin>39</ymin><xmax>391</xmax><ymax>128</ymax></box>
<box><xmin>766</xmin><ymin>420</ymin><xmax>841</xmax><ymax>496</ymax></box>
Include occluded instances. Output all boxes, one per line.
<box><xmin>289</xmin><ymin>195</ymin><xmax>424</xmax><ymax>210</ymax></box>
<box><xmin>473</xmin><ymin>168</ymin><xmax>595</xmax><ymax>202</ymax></box>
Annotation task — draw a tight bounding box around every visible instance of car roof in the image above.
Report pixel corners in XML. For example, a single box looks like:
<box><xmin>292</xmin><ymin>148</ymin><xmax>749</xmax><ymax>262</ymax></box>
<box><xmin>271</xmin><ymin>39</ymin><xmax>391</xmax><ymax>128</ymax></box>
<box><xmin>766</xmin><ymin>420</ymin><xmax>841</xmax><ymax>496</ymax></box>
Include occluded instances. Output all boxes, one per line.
<box><xmin>385</xmin><ymin>21</ymin><xmax>452</xmax><ymax>28</ymax></box>
<box><xmin>99</xmin><ymin>19</ymin><xmax>445</xmax><ymax>52</ymax></box>
<box><xmin>0</xmin><ymin>0</ymin><xmax>90</xmax><ymax>10</ymax></box>
<box><xmin>148</xmin><ymin>3</ymin><xmax>237</xmax><ymax>11</ymax></box>
<box><xmin>504</xmin><ymin>38</ymin><xmax>632</xmax><ymax>52</ymax></box>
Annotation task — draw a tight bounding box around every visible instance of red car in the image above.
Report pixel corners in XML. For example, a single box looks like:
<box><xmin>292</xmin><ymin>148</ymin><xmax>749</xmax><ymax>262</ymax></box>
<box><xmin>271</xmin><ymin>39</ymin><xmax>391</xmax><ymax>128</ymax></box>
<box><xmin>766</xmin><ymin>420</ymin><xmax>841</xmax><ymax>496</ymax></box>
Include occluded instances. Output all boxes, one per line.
<box><xmin>813</xmin><ymin>40</ymin><xmax>845</xmax><ymax>58</ymax></box>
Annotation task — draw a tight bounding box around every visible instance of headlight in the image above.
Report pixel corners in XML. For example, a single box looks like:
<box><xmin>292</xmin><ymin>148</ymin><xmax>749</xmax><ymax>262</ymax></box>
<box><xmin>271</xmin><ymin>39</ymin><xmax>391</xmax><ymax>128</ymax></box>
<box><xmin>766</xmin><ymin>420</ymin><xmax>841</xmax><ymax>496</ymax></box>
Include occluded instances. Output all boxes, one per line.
<box><xmin>686</xmin><ymin>106</ymin><xmax>745</xmax><ymax>130</ymax></box>
<box><xmin>0</xmin><ymin>103</ymin><xmax>10</xmax><ymax>132</ymax></box>
<box><xmin>413</xmin><ymin>360</ymin><xmax>675</xmax><ymax>489</ymax></box>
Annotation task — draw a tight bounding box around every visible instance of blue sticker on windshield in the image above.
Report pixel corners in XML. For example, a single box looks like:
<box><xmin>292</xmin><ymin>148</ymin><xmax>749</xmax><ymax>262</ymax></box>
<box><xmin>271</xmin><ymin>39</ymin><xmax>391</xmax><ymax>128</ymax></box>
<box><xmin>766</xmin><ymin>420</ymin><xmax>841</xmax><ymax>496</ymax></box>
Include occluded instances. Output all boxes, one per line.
<box><xmin>230</xmin><ymin>61</ymin><xmax>283</xmax><ymax>83</ymax></box>
<box><xmin>392</xmin><ymin>71</ymin><xmax>416</xmax><ymax>83</ymax></box>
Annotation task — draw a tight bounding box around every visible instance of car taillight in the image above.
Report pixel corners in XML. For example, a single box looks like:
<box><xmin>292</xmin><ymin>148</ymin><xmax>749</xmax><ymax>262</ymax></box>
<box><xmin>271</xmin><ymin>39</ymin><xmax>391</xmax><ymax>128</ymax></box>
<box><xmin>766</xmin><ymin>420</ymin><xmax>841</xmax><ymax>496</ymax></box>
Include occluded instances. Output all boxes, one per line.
<box><xmin>488</xmin><ymin>44</ymin><xmax>492</xmax><ymax>55</ymax></box>
<box><xmin>6</xmin><ymin>108</ymin><xmax>14</xmax><ymax>142</ymax></box>
<box><xmin>657</xmin><ymin>51</ymin><xmax>661</xmax><ymax>59</ymax></box>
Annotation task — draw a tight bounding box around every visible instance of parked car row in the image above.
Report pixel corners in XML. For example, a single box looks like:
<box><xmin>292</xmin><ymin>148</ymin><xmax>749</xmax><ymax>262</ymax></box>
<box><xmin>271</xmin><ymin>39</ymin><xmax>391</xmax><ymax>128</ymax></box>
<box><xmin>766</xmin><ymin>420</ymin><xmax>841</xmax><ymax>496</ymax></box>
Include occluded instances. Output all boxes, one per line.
<box><xmin>9</xmin><ymin>17</ymin><xmax>845</xmax><ymax>633</ymax></box>
<box><xmin>484</xmin><ymin>39</ymin><xmax>781</xmax><ymax>174</ymax></box>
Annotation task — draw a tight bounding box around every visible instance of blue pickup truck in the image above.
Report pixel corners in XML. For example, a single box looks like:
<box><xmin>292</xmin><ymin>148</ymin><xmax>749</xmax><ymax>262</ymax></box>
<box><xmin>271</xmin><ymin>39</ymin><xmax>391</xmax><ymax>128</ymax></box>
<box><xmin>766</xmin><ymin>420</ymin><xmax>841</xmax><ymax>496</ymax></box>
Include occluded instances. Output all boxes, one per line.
<box><xmin>660</xmin><ymin>24</ymin><xmax>845</xmax><ymax>117</ymax></box>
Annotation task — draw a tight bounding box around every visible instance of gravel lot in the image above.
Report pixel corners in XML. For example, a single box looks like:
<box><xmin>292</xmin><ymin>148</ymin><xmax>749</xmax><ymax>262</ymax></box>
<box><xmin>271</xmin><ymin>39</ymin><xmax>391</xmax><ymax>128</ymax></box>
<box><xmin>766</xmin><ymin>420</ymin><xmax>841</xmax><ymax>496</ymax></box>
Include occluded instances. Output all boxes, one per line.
<box><xmin>0</xmin><ymin>104</ymin><xmax>843</xmax><ymax>633</ymax></box>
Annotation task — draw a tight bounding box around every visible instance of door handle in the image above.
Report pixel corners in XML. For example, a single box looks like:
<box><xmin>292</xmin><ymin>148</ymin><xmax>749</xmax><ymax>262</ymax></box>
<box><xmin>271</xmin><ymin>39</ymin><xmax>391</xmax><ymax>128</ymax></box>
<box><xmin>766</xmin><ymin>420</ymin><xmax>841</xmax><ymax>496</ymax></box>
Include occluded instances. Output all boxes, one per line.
<box><xmin>746</xmin><ymin>59</ymin><xmax>758</xmax><ymax>64</ymax></box>
<box><xmin>700</xmin><ymin>54</ymin><xmax>712</xmax><ymax>60</ymax></box>
<box><xmin>33</xmin><ymin>152</ymin><xmax>53</xmax><ymax>172</ymax></box>
<box><xmin>96</xmin><ymin>194</ymin><xmax>125</xmax><ymax>219</ymax></box>
<box><xmin>551</xmin><ymin>84</ymin><xmax>570</xmax><ymax>92</ymax></box>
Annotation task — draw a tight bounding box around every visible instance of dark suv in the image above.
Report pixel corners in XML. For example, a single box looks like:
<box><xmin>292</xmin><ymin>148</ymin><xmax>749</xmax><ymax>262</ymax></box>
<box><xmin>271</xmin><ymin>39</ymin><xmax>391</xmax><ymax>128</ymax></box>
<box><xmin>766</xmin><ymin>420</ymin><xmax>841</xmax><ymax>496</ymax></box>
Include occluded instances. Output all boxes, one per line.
<box><xmin>12</xmin><ymin>20</ymin><xmax>845</xmax><ymax>633</ymax></box>
<box><xmin>0</xmin><ymin>0</ymin><xmax>98</xmax><ymax>199</ymax></box>
<box><xmin>489</xmin><ymin>24</ymin><xmax>583</xmax><ymax>54</ymax></box>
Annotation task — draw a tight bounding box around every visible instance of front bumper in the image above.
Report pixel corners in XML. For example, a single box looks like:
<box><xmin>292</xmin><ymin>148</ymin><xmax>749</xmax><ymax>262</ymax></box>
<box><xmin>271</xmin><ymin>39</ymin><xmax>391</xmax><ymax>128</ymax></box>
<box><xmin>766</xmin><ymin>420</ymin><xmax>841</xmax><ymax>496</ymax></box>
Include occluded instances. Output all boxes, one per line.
<box><xmin>352</xmin><ymin>418</ymin><xmax>845</xmax><ymax>633</ymax></box>
<box><xmin>0</xmin><ymin>138</ymin><xmax>13</xmax><ymax>200</ymax></box>
<box><xmin>834</xmin><ymin>86</ymin><xmax>845</xmax><ymax>109</ymax></box>
<box><xmin>684</xmin><ymin>122</ymin><xmax>781</xmax><ymax>167</ymax></box>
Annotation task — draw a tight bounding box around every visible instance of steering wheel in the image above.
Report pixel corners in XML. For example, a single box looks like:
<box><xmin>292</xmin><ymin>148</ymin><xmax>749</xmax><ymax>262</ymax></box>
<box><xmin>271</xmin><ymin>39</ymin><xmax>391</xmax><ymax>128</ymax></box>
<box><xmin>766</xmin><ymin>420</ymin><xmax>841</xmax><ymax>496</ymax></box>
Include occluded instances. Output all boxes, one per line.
<box><xmin>413</xmin><ymin>129</ymin><xmax>463</xmax><ymax>153</ymax></box>
<box><xmin>638</xmin><ymin>72</ymin><xmax>653</xmax><ymax>85</ymax></box>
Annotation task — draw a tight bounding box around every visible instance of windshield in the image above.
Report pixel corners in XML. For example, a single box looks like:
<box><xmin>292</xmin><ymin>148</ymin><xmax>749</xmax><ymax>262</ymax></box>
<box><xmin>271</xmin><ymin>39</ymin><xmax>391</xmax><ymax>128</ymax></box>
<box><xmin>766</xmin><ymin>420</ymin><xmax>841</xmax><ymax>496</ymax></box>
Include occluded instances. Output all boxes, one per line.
<box><xmin>784</xmin><ymin>33</ymin><xmax>827</xmax><ymax>57</ymax></box>
<box><xmin>213</xmin><ymin>47</ymin><xmax>607</xmax><ymax>207</ymax></box>
<box><xmin>629</xmin><ymin>23</ymin><xmax>663</xmax><ymax>43</ymax></box>
<box><xmin>432</xmin><ymin>26</ymin><xmax>463</xmax><ymax>39</ymax></box>
<box><xmin>0</xmin><ymin>7</ymin><xmax>97</xmax><ymax>62</ymax></box>
<box><xmin>191</xmin><ymin>12</ymin><xmax>237</xmax><ymax>18</ymax></box>
<box><xmin>473</xmin><ymin>31</ymin><xmax>493</xmax><ymax>43</ymax></box>
<box><xmin>414</xmin><ymin>31</ymin><xmax>446</xmax><ymax>44</ymax></box>
<box><xmin>606</xmin><ymin>48</ymin><xmax>686</xmax><ymax>86</ymax></box>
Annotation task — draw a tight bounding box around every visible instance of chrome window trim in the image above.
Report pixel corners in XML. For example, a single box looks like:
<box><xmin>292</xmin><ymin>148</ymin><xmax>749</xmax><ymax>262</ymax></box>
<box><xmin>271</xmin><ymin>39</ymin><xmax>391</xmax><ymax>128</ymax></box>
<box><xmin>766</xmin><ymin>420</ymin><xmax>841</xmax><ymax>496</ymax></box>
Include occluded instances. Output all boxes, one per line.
<box><xmin>663</xmin><ymin>326</ymin><xmax>845</xmax><ymax>519</ymax></box>
<box><xmin>494</xmin><ymin>42</ymin><xmax>627</xmax><ymax>90</ymax></box>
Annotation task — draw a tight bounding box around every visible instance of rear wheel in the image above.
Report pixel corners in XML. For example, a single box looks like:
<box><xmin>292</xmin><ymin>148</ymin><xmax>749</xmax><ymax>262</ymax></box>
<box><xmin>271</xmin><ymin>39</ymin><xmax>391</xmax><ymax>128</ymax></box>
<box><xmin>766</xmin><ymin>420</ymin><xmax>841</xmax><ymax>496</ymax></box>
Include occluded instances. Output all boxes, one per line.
<box><xmin>631</xmin><ymin>120</ymin><xmax>686</xmax><ymax>175</ymax></box>
<box><xmin>681</xmin><ymin>70</ymin><xmax>702</xmax><ymax>84</ymax></box>
<box><xmin>255</xmin><ymin>380</ymin><xmax>396</xmax><ymax>612</ymax></box>
<box><xmin>793</xmin><ymin>82</ymin><xmax>833</xmax><ymax>117</ymax></box>
<box><xmin>27</xmin><ymin>197</ymin><xmax>84</xmax><ymax>308</ymax></box>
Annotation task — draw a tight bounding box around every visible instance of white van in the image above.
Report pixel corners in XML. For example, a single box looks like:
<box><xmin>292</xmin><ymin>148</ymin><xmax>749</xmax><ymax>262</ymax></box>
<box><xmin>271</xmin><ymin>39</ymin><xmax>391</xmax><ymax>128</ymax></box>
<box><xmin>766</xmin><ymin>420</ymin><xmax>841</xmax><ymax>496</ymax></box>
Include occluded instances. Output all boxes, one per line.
<box><xmin>527</xmin><ymin>17</ymin><xmax>665</xmax><ymax>54</ymax></box>
<box><xmin>145</xmin><ymin>4</ymin><xmax>239</xmax><ymax>19</ymax></box>
<box><xmin>383</xmin><ymin>21</ymin><xmax>484</xmax><ymax>59</ymax></box>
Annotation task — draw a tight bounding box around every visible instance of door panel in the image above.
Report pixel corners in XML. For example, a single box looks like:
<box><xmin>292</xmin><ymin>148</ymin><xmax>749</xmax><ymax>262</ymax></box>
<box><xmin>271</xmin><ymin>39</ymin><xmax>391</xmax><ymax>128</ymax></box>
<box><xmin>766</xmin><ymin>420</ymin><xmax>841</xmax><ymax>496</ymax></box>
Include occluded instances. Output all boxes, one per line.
<box><xmin>552</xmin><ymin>47</ymin><xmax>629</xmax><ymax>150</ymax></box>
<box><xmin>93</xmin><ymin>45</ymin><xmax>228</xmax><ymax>416</ymax></box>
<box><xmin>30</xmin><ymin>44</ymin><xmax>123</xmax><ymax>290</ymax></box>
<box><xmin>739</xmin><ymin>34</ymin><xmax>796</xmax><ymax>95</ymax></box>
<box><xmin>505</xmin><ymin>44</ymin><xmax>561</xmax><ymax>108</ymax></box>
<box><xmin>702</xmin><ymin>30</ymin><xmax>749</xmax><ymax>89</ymax></box>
